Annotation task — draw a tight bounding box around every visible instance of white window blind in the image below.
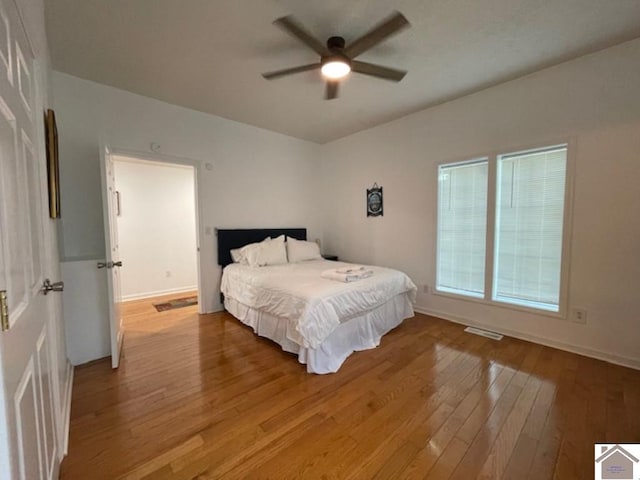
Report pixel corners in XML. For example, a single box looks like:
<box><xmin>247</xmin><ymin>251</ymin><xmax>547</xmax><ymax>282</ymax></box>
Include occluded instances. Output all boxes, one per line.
<box><xmin>493</xmin><ymin>146</ymin><xmax>567</xmax><ymax>311</ymax></box>
<box><xmin>437</xmin><ymin>160</ymin><xmax>488</xmax><ymax>297</ymax></box>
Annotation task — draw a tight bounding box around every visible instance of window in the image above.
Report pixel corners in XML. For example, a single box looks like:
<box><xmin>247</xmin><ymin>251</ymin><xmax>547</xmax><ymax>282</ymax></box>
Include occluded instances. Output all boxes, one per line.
<box><xmin>494</xmin><ymin>147</ymin><xmax>567</xmax><ymax>311</ymax></box>
<box><xmin>436</xmin><ymin>160</ymin><xmax>488</xmax><ymax>298</ymax></box>
<box><xmin>436</xmin><ymin>144</ymin><xmax>569</xmax><ymax>313</ymax></box>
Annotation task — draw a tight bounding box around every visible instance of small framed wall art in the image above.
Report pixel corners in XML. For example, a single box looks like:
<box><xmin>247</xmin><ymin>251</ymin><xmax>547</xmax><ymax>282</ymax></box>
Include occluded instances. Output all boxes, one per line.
<box><xmin>366</xmin><ymin>183</ymin><xmax>383</xmax><ymax>217</ymax></box>
<box><xmin>44</xmin><ymin>109</ymin><xmax>60</xmax><ymax>218</ymax></box>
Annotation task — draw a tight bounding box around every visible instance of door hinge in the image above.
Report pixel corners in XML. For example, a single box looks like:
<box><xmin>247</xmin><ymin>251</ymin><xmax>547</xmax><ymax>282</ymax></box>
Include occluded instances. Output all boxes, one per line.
<box><xmin>0</xmin><ymin>290</ymin><xmax>8</xmax><ymax>331</ymax></box>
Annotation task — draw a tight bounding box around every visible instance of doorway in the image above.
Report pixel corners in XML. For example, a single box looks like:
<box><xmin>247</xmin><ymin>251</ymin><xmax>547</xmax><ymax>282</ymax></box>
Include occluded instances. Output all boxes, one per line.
<box><xmin>112</xmin><ymin>155</ymin><xmax>199</xmax><ymax>319</ymax></box>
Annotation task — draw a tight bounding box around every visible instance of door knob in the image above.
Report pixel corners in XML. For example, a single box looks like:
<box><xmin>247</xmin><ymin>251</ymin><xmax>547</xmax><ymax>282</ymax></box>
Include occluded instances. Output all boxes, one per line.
<box><xmin>97</xmin><ymin>261</ymin><xmax>123</xmax><ymax>269</ymax></box>
<box><xmin>42</xmin><ymin>279</ymin><xmax>64</xmax><ymax>295</ymax></box>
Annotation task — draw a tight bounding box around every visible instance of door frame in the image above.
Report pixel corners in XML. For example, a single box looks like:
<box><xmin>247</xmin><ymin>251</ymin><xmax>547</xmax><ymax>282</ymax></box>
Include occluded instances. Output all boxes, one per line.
<box><xmin>99</xmin><ymin>145</ymin><xmax>205</xmax><ymax>315</ymax></box>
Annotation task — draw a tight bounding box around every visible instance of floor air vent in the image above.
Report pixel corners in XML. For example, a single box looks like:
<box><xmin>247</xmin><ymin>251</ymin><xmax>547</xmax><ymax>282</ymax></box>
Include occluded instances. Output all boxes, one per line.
<box><xmin>464</xmin><ymin>327</ymin><xmax>503</xmax><ymax>341</ymax></box>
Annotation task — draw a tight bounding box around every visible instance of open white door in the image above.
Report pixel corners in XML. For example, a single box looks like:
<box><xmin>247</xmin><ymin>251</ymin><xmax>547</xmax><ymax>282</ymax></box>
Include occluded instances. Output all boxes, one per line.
<box><xmin>0</xmin><ymin>0</ymin><xmax>63</xmax><ymax>478</ymax></box>
<box><xmin>100</xmin><ymin>146</ymin><xmax>124</xmax><ymax>368</ymax></box>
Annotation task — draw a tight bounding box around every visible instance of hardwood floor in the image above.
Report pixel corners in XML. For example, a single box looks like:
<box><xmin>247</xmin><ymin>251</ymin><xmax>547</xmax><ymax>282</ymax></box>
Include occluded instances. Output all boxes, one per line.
<box><xmin>60</xmin><ymin>294</ymin><xmax>640</xmax><ymax>479</ymax></box>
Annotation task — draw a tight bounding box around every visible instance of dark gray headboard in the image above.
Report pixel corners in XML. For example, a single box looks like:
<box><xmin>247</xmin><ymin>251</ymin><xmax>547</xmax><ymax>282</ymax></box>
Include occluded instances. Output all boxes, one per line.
<box><xmin>217</xmin><ymin>228</ymin><xmax>307</xmax><ymax>267</ymax></box>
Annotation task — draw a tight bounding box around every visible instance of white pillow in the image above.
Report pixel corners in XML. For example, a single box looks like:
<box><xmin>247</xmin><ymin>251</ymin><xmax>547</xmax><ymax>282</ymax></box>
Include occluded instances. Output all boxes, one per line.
<box><xmin>236</xmin><ymin>237</ymin><xmax>270</xmax><ymax>265</ymax></box>
<box><xmin>249</xmin><ymin>239</ymin><xmax>287</xmax><ymax>267</ymax></box>
<box><xmin>230</xmin><ymin>248</ymin><xmax>245</xmax><ymax>264</ymax></box>
<box><xmin>286</xmin><ymin>237</ymin><xmax>322</xmax><ymax>262</ymax></box>
<box><xmin>271</xmin><ymin>234</ymin><xmax>285</xmax><ymax>243</ymax></box>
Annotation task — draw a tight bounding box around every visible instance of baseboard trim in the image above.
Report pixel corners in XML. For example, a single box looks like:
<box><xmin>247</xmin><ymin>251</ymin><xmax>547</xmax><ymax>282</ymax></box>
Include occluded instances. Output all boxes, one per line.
<box><xmin>62</xmin><ymin>361</ymin><xmax>74</xmax><ymax>456</ymax></box>
<box><xmin>414</xmin><ymin>305</ymin><xmax>640</xmax><ymax>371</ymax></box>
<box><xmin>122</xmin><ymin>285</ymin><xmax>197</xmax><ymax>302</ymax></box>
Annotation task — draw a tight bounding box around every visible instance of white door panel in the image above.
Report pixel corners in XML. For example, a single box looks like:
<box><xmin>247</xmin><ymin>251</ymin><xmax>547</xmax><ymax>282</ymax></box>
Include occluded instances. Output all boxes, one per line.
<box><xmin>0</xmin><ymin>0</ymin><xmax>62</xmax><ymax>478</ymax></box>
<box><xmin>23</xmin><ymin>131</ymin><xmax>43</xmax><ymax>293</ymax></box>
<box><xmin>101</xmin><ymin>148</ymin><xmax>124</xmax><ymax>368</ymax></box>
<box><xmin>13</xmin><ymin>359</ymin><xmax>42</xmax><ymax>480</ymax></box>
<box><xmin>0</xmin><ymin>95</ymin><xmax>29</xmax><ymax>323</ymax></box>
<box><xmin>0</xmin><ymin>3</ymin><xmax>11</xmax><ymax>86</ymax></box>
<box><xmin>14</xmin><ymin>42</ymin><xmax>30</xmax><ymax>119</ymax></box>
<box><xmin>36</xmin><ymin>328</ymin><xmax>55</xmax><ymax>479</ymax></box>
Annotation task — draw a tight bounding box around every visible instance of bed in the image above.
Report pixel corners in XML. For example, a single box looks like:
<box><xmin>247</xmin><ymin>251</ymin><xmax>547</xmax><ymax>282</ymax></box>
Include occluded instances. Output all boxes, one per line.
<box><xmin>217</xmin><ymin>228</ymin><xmax>417</xmax><ymax>374</ymax></box>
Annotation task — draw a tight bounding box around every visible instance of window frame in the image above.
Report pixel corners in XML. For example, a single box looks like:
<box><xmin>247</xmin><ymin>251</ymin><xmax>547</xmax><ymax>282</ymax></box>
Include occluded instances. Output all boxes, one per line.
<box><xmin>433</xmin><ymin>140</ymin><xmax>575</xmax><ymax>319</ymax></box>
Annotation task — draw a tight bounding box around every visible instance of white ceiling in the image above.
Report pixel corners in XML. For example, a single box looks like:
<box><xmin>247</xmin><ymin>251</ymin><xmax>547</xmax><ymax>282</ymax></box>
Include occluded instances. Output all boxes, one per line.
<box><xmin>45</xmin><ymin>0</ymin><xmax>640</xmax><ymax>144</ymax></box>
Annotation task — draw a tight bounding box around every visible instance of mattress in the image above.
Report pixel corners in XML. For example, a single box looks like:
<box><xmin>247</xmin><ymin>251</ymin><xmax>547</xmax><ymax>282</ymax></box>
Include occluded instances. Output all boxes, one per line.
<box><xmin>220</xmin><ymin>260</ymin><xmax>417</xmax><ymax>349</ymax></box>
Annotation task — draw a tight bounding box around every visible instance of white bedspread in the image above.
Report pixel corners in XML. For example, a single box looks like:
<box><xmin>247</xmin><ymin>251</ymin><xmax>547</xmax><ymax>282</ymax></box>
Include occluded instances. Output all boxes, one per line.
<box><xmin>221</xmin><ymin>260</ymin><xmax>417</xmax><ymax>349</ymax></box>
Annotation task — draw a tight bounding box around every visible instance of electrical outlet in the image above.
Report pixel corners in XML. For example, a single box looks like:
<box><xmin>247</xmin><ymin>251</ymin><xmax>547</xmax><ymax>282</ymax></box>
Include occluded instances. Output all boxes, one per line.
<box><xmin>165</xmin><ymin>270</ymin><xmax>172</xmax><ymax>278</ymax></box>
<box><xmin>571</xmin><ymin>308</ymin><xmax>587</xmax><ymax>324</ymax></box>
<box><xmin>422</xmin><ymin>285</ymin><xmax>429</xmax><ymax>294</ymax></box>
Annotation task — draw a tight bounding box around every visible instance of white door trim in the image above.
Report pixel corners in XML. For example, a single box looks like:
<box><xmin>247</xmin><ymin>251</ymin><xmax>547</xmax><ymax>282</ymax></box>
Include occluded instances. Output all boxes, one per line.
<box><xmin>105</xmin><ymin>146</ymin><xmax>205</xmax><ymax>315</ymax></box>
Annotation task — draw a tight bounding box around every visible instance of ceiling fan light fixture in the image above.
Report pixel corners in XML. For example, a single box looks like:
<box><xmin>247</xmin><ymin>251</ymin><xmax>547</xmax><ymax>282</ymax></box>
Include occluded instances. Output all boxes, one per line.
<box><xmin>321</xmin><ymin>59</ymin><xmax>351</xmax><ymax>79</ymax></box>
<box><xmin>263</xmin><ymin>12</ymin><xmax>410</xmax><ymax>98</ymax></box>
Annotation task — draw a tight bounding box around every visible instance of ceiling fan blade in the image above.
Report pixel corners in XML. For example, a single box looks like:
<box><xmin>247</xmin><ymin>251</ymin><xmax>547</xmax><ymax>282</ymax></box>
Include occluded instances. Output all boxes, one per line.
<box><xmin>273</xmin><ymin>16</ymin><xmax>329</xmax><ymax>56</ymax></box>
<box><xmin>344</xmin><ymin>11</ymin><xmax>410</xmax><ymax>59</ymax></box>
<box><xmin>325</xmin><ymin>81</ymin><xmax>339</xmax><ymax>100</ymax></box>
<box><xmin>262</xmin><ymin>63</ymin><xmax>321</xmax><ymax>80</ymax></box>
<box><xmin>351</xmin><ymin>60</ymin><xmax>407</xmax><ymax>82</ymax></box>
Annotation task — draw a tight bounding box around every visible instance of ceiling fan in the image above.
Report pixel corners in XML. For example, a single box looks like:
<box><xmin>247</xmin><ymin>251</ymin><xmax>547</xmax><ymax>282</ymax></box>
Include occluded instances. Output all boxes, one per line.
<box><xmin>262</xmin><ymin>11</ymin><xmax>410</xmax><ymax>100</ymax></box>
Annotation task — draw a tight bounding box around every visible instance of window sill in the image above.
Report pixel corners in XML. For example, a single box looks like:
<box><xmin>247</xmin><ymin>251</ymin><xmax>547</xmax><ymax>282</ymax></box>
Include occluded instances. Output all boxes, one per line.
<box><xmin>432</xmin><ymin>288</ymin><xmax>566</xmax><ymax>320</ymax></box>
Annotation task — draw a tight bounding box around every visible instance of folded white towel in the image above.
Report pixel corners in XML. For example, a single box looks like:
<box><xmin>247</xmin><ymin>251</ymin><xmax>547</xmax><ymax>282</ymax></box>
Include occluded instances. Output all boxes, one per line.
<box><xmin>335</xmin><ymin>266</ymin><xmax>366</xmax><ymax>274</ymax></box>
<box><xmin>321</xmin><ymin>269</ymin><xmax>374</xmax><ymax>283</ymax></box>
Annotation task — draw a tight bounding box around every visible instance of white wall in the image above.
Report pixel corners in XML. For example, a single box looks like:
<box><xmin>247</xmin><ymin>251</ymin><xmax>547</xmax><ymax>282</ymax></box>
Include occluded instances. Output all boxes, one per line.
<box><xmin>54</xmin><ymin>72</ymin><xmax>322</xmax><ymax>363</ymax></box>
<box><xmin>61</xmin><ymin>260</ymin><xmax>109</xmax><ymax>365</ymax></box>
<box><xmin>320</xmin><ymin>39</ymin><xmax>640</xmax><ymax>369</ymax></box>
<box><xmin>114</xmin><ymin>158</ymin><xmax>197</xmax><ymax>300</ymax></box>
